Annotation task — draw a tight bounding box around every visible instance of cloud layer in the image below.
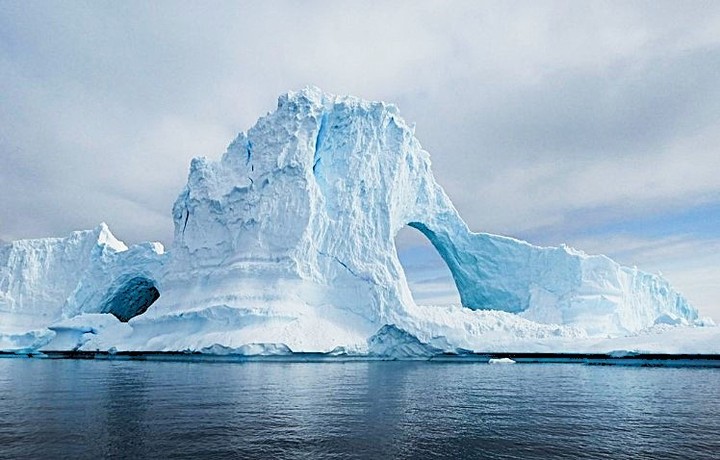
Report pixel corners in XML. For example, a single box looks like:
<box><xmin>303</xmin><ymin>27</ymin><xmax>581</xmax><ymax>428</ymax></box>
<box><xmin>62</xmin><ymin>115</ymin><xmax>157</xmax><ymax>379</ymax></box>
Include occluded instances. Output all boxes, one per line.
<box><xmin>2</xmin><ymin>1</ymin><xmax>719</xmax><ymax>318</ymax></box>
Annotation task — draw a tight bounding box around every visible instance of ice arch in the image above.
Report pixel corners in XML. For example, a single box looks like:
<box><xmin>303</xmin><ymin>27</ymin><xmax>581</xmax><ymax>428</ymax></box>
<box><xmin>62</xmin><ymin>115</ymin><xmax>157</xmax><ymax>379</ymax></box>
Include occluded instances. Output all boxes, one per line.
<box><xmin>100</xmin><ymin>276</ymin><xmax>160</xmax><ymax>322</ymax></box>
<box><xmin>396</xmin><ymin>225</ymin><xmax>461</xmax><ymax>306</ymax></box>
<box><xmin>405</xmin><ymin>219</ymin><xmax>546</xmax><ymax>312</ymax></box>
<box><xmin>405</xmin><ymin>221</ymin><xmax>470</xmax><ymax>306</ymax></box>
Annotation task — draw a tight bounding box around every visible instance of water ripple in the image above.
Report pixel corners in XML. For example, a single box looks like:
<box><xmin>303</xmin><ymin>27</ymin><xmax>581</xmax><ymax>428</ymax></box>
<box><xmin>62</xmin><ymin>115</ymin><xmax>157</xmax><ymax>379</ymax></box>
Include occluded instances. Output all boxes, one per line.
<box><xmin>0</xmin><ymin>360</ymin><xmax>718</xmax><ymax>459</ymax></box>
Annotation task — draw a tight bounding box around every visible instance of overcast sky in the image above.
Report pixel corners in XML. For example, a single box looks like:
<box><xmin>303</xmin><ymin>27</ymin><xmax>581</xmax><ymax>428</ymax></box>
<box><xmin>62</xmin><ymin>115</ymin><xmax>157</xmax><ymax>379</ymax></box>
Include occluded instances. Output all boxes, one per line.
<box><xmin>1</xmin><ymin>1</ymin><xmax>719</xmax><ymax>319</ymax></box>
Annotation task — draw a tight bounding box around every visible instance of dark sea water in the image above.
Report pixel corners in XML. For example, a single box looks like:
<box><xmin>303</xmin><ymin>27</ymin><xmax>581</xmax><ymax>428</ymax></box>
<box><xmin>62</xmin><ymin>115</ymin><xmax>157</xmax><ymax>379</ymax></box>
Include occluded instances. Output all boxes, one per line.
<box><xmin>0</xmin><ymin>359</ymin><xmax>718</xmax><ymax>459</ymax></box>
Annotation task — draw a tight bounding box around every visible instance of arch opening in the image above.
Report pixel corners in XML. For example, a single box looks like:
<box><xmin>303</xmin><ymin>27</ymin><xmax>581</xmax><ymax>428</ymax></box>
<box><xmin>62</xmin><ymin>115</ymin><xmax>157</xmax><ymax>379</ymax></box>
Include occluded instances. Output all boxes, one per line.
<box><xmin>101</xmin><ymin>276</ymin><xmax>160</xmax><ymax>322</ymax></box>
<box><xmin>395</xmin><ymin>225</ymin><xmax>461</xmax><ymax>306</ymax></box>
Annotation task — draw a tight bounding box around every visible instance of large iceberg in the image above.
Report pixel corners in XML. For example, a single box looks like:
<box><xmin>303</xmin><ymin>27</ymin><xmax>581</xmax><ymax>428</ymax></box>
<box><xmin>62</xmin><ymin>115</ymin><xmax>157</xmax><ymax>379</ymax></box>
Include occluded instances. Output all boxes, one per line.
<box><xmin>0</xmin><ymin>87</ymin><xmax>713</xmax><ymax>356</ymax></box>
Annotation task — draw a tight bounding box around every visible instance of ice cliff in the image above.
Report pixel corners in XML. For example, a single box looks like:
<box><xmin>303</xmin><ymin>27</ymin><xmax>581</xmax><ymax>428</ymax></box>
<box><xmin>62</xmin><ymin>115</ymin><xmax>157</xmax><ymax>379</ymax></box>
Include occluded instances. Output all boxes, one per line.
<box><xmin>0</xmin><ymin>225</ymin><xmax>163</xmax><ymax>334</ymax></box>
<box><xmin>0</xmin><ymin>87</ymin><xmax>711</xmax><ymax>355</ymax></box>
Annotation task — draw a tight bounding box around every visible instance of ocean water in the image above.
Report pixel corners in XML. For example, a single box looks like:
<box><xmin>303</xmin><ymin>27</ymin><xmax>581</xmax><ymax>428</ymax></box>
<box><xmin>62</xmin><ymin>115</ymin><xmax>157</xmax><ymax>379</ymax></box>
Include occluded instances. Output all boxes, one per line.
<box><xmin>0</xmin><ymin>359</ymin><xmax>718</xmax><ymax>459</ymax></box>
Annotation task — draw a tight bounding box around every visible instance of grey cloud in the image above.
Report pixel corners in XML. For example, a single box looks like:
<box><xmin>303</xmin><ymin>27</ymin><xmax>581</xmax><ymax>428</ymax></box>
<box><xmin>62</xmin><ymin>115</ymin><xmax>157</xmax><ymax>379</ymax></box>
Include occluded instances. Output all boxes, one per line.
<box><xmin>409</xmin><ymin>44</ymin><xmax>720</xmax><ymax>237</ymax></box>
<box><xmin>1</xmin><ymin>1</ymin><xmax>719</xmax><ymax>316</ymax></box>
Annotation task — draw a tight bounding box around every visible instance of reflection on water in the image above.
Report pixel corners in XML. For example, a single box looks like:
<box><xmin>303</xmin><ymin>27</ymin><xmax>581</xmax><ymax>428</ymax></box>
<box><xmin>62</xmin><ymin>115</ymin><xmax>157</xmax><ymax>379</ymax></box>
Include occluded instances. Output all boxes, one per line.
<box><xmin>0</xmin><ymin>359</ymin><xmax>718</xmax><ymax>459</ymax></box>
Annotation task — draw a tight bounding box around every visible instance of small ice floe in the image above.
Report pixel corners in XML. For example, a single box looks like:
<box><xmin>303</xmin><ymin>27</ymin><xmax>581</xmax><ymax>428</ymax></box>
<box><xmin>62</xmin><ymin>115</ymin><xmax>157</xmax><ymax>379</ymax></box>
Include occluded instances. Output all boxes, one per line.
<box><xmin>488</xmin><ymin>357</ymin><xmax>516</xmax><ymax>364</ymax></box>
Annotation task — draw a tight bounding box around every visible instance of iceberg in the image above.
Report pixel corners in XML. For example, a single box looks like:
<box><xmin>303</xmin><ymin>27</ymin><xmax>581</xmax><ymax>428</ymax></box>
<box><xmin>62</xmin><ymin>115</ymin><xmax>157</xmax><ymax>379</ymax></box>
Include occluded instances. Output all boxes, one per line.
<box><xmin>0</xmin><ymin>87</ymin><xmax>714</xmax><ymax>356</ymax></box>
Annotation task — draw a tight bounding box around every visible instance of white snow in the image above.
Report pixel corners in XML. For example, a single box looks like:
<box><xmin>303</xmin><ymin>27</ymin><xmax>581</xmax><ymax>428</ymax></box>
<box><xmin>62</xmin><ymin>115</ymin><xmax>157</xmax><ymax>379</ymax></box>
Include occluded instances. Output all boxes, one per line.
<box><xmin>0</xmin><ymin>87</ymin><xmax>716</xmax><ymax>358</ymax></box>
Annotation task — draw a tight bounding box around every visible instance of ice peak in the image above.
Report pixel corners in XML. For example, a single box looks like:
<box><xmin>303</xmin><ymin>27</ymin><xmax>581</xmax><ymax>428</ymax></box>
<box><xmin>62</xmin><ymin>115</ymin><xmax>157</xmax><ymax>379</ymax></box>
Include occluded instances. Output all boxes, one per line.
<box><xmin>93</xmin><ymin>222</ymin><xmax>128</xmax><ymax>252</ymax></box>
<box><xmin>279</xmin><ymin>85</ymin><xmax>329</xmax><ymax>108</ymax></box>
<box><xmin>276</xmin><ymin>86</ymin><xmax>401</xmax><ymax>124</ymax></box>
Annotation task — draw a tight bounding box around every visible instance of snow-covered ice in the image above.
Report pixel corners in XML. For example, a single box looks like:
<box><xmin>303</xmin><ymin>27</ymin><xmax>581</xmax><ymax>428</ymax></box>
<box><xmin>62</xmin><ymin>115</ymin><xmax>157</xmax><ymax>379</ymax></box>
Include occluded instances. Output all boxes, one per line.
<box><xmin>0</xmin><ymin>87</ymin><xmax>716</xmax><ymax>357</ymax></box>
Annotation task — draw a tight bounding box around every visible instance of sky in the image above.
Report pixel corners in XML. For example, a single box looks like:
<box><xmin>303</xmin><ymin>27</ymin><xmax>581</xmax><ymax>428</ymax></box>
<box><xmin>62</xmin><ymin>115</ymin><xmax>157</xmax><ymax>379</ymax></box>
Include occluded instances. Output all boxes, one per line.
<box><xmin>1</xmin><ymin>1</ymin><xmax>719</xmax><ymax>319</ymax></box>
